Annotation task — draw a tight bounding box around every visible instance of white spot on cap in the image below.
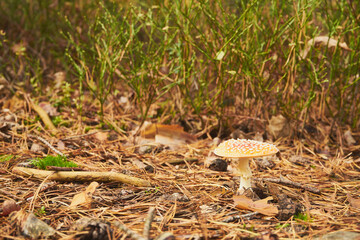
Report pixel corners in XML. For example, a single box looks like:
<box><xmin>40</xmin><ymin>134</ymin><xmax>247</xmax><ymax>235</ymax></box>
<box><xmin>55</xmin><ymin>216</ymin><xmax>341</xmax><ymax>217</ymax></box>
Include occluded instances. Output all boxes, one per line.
<box><xmin>214</xmin><ymin>139</ymin><xmax>279</xmax><ymax>158</ymax></box>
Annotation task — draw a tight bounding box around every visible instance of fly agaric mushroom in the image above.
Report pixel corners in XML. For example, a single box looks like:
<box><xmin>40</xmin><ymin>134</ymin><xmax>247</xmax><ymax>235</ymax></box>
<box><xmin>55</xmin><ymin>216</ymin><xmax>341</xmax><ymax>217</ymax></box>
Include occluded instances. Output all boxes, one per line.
<box><xmin>214</xmin><ymin>139</ymin><xmax>279</xmax><ymax>193</ymax></box>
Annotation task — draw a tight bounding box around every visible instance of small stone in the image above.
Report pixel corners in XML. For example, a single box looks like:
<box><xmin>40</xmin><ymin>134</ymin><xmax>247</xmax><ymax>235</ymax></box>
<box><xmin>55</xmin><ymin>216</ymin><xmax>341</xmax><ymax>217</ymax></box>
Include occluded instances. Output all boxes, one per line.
<box><xmin>15</xmin><ymin>211</ymin><xmax>56</xmax><ymax>239</ymax></box>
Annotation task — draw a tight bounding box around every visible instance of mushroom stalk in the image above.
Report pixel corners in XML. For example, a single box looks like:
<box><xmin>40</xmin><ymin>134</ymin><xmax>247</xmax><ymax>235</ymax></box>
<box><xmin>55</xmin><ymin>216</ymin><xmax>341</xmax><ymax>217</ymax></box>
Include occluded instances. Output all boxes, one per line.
<box><xmin>231</xmin><ymin>158</ymin><xmax>252</xmax><ymax>193</ymax></box>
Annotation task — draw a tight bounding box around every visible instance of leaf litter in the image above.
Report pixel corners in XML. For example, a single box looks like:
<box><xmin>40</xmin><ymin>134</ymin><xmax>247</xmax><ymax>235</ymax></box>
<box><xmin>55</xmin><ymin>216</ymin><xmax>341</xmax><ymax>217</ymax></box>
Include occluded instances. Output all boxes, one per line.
<box><xmin>0</xmin><ymin>98</ymin><xmax>360</xmax><ymax>239</ymax></box>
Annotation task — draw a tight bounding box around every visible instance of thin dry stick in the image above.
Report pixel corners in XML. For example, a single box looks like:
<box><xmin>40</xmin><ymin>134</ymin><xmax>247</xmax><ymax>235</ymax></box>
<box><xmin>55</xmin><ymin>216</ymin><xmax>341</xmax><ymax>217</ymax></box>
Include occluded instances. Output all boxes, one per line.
<box><xmin>254</xmin><ymin>176</ymin><xmax>320</xmax><ymax>194</ymax></box>
<box><xmin>29</xmin><ymin>172</ymin><xmax>54</xmax><ymax>212</ymax></box>
<box><xmin>12</xmin><ymin>167</ymin><xmax>151</xmax><ymax>187</ymax></box>
<box><xmin>143</xmin><ymin>207</ymin><xmax>155</xmax><ymax>239</ymax></box>
<box><xmin>28</xmin><ymin>134</ymin><xmax>64</xmax><ymax>156</ymax></box>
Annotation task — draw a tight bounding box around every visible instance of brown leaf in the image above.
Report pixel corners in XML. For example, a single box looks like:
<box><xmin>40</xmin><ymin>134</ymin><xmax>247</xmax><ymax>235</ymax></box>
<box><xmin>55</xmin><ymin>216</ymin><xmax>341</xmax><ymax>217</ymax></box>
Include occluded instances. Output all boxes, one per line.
<box><xmin>70</xmin><ymin>182</ymin><xmax>99</xmax><ymax>209</ymax></box>
<box><xmin>266</xmin><ymin>114</ymin><xmax>291</xmax><ymax>139</ymax></box>
<box><xmin>344</xmin><ymin>130</ymin><xmax>356</xmax><ymax>146</ymax></box>
<box><xmin>300</xmin><ymin>36</ymin><xmax>351</xmax><ymax>59</ymax></box>
<box><xmin>93</xmin><ymin>131</ymin><xmax>108</xmax><ymax>142</ymax></box>
<box><xmin>233</xmin><ymin>195</ymin><xmax>278</xmax><ymax>216</ymax></box>
<box><xmin>30</xmin><ymin>143</ymin><xmax>45</xmax><ymax>153</ymax></box>
<box><xmin>141</xmin><ymin>124</ymin><xmax>196</xmax><ymax>145</ymax></box>
<box><xmin>38</xmin><ymin>102</ymin><xmax>59</xmax><ymax>117</ymax></box>
<box><xmin>57</xmin><ymin>140</ymin><xmax>65</xmax><ymax>151</ymax></box>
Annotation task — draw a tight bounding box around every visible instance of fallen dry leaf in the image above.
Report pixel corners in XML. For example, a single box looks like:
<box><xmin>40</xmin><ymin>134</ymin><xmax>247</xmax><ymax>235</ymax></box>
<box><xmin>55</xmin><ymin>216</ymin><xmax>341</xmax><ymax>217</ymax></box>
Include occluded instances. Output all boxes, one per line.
<box><xmin>70</xmin><ymin>182</ymin><xmax>99</xmax><ymax>209</ymax></box>
<box><xmin>344</xmin><ymin>130</ymin><xmax>356</xmax><ymax>146</ymax></box>
<box><xmin>141</xmin><ymin>123</ymin><xmax>196</xmax><ymax>146</ymax></box>
<box><xmin>300</xmin><ymin>36</ymin><xmax>351</xmax><ymax>59</ymax></box>
<box><xmin>38</xmin><ymin>102</ymin><xmax>59</xmax><ymax>117</ymax></box>
<box><xmin>57</xmin><ymin>140</ymin><xmax>65</xmax><ymax>151</ymax></box>
<box><xmin>266</xmin><ymin>114</ymin><xmax>291</xmax><ymax>139</ymax></box>
<box><xmin>233</xmin><ymin>195</ymin><xmax>278</xmax><ymax>216</ymax></box>
<box><xmin>92</xmin><ymin>131</ymin><xmax>108</xmax><ymax>142</ymax></box>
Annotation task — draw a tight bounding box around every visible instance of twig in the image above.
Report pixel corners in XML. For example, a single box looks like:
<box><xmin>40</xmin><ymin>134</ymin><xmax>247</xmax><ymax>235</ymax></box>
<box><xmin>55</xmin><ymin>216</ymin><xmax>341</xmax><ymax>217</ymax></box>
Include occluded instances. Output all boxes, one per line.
<box><xmin>28</xmin><ymin>134</ymin><xmax>65</xmax><ymax>156</ymax></box>
<box><xmin>12</xmin><ymin>167</ymin><xmax>151</xmax><ymax>187</ymax></box>
<box><xmin>29</xmin><ymin>172</ymin><xmax>54</xmax><ymax>212</ymax></box>
<box><xmin>223</xmin><ymin>212</ymin><xmax>259</xmax><ymax>222</ymax></box>
<box><xmin>143</xmin><ymin>207</ymin><xmax>155</xmax><ymax>239</ymax></box>
<box><xmin>254</xmin><ymin>176</ymin><xmax>321</xmax><ymax>194</ymax></box>
<box><xmin>0</xmin><ymin>131</ymin><xmax>11</xmax><ymax>139</ymax></box>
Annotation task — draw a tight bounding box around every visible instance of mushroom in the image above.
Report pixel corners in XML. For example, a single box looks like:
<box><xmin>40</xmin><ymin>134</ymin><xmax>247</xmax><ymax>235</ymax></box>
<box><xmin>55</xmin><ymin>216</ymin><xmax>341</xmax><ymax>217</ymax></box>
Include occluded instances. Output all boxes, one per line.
<box><xmin>214</xmin><ymin>139</ymin><xmax>279</xmax><ymax>194</ymax></box>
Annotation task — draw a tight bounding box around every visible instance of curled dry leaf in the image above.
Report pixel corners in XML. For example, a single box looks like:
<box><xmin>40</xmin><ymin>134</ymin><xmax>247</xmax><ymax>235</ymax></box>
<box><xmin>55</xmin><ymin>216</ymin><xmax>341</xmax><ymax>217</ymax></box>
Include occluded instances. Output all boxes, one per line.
<box><xmin>233</xmin><ymin>195</ymin><xmax>278</xmax><ymax>216</ymax></box>
<box><xmin>344</xmin><ymin>130</ymin><xmax>356</xmax><ymax>146</ymax></box>
<box><xmin>38</xmin><ymin>102</ymin><xmax>59</xmax><ymax>117</ymax></box>
<box><xmin>300</xmin><ymin>36</ymin><xmax>351</xmax><ymax>59</ymax></box>
<box><xmin>31</xmin><ymin>102</ymin><xmax>58</xmax><ymax>134</ymax></box>
<box><xmin>93</xmin><ymin>131</ymin><xmax>109</xmax><ymax>142</ymax></box>
<box><xmin>266</xmin><ymin>114</ymin><xmax>291</xmax><ymax>139</ymax></box>
<box><xmin>141</xmin><ymin>123</ymin><xmax>196</xmax><ymax>146</ymax></box>
<box><xmin>57</xmin><ymin>140</ymin><xmax>66</xmax><ymax>151</ymax></box>
<box><xmin>70</xmin><ymin>181</ymin><xmax>99</xmax><ymax>209</ymax></box>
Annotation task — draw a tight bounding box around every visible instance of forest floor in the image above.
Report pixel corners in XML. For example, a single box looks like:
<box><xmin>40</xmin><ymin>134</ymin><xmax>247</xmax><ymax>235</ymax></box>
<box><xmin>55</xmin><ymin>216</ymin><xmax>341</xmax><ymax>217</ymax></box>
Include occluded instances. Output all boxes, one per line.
<box><xmin>0</xmin><ymin>98</ymin><xmax>360</xmax><ymax>240</ymax></box>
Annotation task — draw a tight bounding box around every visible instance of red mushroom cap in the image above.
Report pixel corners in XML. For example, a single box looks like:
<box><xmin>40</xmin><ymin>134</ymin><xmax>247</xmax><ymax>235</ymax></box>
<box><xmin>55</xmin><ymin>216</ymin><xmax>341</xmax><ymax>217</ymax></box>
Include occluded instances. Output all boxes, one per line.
<box><xmin>214</xmin><ymin>139</ymin><xmax>279</xmax><ymax>158</ymax></box>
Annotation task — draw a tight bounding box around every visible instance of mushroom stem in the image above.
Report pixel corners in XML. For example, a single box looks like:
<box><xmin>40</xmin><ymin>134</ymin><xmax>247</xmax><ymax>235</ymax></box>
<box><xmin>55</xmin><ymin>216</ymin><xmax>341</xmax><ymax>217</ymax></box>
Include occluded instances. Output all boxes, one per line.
<box><xmin>231</xmin><ymin>158</ymin><xmax>252</xmax><ymax>193</ymax></box>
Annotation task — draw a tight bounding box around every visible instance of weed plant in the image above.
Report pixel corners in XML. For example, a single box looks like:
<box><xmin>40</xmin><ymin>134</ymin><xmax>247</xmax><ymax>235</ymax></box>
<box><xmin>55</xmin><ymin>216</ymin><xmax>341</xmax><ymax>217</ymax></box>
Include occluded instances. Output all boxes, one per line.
<box><xmin>31</xmin><ymin>155</ymin><xmax>77</xmax><ymax>170</ymax></box>
<box><xmin>0</xmin><ymin>0</ymin><xmax>359</xmax><ymax>132</ymax></box>
<box><xmin>0</xmin><ymin>155</ymin><xmax>14</xmax><ymax>162</ymax></box>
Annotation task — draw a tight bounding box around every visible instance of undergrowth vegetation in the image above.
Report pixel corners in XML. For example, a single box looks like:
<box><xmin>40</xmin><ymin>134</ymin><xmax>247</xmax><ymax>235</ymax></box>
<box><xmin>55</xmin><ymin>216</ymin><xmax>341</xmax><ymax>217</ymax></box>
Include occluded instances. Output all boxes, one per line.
<box><xmin>0</xmin><ymin>0</ymin><xmax>359</xmax><ymax>134</ymax></box>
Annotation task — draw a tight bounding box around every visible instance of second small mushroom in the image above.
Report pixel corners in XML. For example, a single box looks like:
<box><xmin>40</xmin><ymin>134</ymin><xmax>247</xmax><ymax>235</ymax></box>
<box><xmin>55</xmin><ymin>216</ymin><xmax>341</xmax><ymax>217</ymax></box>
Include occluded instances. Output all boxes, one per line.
<box><xmin>214</xmin><ymin>139</ymin><xmax>279</xmax><ymax>194</ymax></box>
